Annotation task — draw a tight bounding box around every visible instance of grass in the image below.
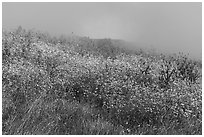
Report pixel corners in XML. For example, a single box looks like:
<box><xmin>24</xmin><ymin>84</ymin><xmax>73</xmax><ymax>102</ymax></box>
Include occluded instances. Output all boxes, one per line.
<box><xmin>2</xmin><ymin>26</ymin><xmax>202</xmax><ymax>135</ymax></box>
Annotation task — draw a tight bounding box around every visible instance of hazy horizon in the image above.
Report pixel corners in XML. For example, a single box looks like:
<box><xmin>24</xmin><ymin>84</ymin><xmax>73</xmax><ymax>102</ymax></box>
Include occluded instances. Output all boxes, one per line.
<box><xmin>2</xmin><ymin>2</ymin><xmax>202</xmax><ymax>60</ymax></box>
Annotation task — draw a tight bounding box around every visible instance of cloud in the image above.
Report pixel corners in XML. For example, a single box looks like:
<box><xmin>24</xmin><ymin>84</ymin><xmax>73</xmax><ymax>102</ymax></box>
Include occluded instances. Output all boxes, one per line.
<box><xmin>3</xmin><ymin>2</ymin><xmax>201</xmax><ymax>59</ymax></box>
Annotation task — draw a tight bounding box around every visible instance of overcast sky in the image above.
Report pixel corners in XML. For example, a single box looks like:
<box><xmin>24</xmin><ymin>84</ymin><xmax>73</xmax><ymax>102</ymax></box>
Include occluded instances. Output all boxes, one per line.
<box><xmin>2</xmin><ymin>2</ymin><xmax>202</xmax><ymax>59</ymax></box>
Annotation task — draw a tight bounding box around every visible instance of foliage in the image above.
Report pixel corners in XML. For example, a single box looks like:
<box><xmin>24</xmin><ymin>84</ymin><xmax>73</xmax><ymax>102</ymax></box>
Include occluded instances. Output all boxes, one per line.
<box><xmin>2</xmin><ymin>26</ymin><xmax>202</xmax><ymax>135</ymax></box>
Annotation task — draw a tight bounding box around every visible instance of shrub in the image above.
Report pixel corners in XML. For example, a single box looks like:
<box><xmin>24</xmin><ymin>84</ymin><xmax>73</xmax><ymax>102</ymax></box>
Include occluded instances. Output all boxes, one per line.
<box><xmin>2</xmin><ymin>27</ymin><xmax>202</xmax><ymax>135</ymax></box>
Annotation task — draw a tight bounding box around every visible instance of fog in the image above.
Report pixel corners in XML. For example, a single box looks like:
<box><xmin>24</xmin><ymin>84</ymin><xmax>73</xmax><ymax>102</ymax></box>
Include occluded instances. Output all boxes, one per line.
<box><xmin>2</xmin><ymin>2</ymin><xmax>202</xmax><ymax>60</ymax></box>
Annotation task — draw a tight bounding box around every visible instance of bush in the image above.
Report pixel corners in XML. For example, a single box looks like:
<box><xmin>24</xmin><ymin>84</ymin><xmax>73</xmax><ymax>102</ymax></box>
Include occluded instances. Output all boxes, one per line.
<box><xmin>2</xmin><ymin>27</ymin><xmax>202</xmax><ymax>135</ymax></box>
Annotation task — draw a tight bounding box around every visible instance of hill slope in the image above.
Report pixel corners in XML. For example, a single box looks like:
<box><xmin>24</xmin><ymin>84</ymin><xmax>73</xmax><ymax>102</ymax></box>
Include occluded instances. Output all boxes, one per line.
<box><xmin>2</xmin><ymin>27</ymin><xmax>202</xmax><ymax>135</ymax></box>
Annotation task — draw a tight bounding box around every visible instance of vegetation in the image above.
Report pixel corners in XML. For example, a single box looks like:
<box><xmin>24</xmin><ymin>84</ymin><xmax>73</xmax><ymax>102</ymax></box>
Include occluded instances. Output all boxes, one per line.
<box><xmin>2</xmin><ymin>26</ymin><xmax>202</xmax><ymax>135</ymax></box>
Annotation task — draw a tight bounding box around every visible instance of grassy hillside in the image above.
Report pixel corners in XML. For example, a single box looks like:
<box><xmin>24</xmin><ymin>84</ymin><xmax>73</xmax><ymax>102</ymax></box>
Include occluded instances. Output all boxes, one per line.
<box><xmin>2</xmin><ymin>26</ymin><xmax>202</xmax><ymax>135</ymax></box>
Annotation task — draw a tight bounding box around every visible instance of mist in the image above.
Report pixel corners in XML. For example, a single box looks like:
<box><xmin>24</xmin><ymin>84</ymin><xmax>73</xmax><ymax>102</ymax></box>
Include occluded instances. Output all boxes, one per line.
<box><xmin>2</xmin><ymin>2</ymin><xmax>202</xmax><ymax>60</ymax></box>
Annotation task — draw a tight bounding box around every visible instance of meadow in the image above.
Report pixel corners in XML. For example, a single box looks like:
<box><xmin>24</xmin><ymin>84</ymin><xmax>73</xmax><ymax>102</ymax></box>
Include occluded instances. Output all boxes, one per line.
<box><xmin>2</xmin><ymin>26</ymin><xmax>202</xmax><ymax>135</ymax></box>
